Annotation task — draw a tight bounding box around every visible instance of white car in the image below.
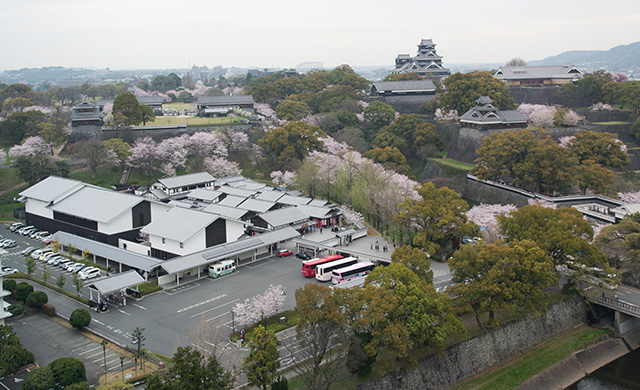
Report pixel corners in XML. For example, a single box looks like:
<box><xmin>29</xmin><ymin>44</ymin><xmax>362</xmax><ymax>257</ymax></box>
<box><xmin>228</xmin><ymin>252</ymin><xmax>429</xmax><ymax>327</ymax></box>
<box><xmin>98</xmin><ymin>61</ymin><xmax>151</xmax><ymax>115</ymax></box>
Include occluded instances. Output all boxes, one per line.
<box><xmin>1</xmin><ymin>266</ymin><xmax>18</xmax><ymax>275</ymax></box>
<box><xmin>1</xmin><ymin>239</ymin><xmax>17</xmax><ymax>249</ymax></box>
<box><xmin>79</xmin><ymin>267</ymin><xmax>101</xmax><ymax>280</ymax></box>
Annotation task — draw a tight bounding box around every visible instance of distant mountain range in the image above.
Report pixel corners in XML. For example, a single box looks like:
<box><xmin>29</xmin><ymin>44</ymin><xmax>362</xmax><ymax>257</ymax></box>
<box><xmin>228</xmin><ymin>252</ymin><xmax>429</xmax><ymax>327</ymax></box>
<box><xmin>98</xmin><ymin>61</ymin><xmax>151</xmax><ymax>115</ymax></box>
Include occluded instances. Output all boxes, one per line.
<box><xmin>528</xmin><ymin>41</ymin><xmax>640</xmax><ymax>75</ymax></box>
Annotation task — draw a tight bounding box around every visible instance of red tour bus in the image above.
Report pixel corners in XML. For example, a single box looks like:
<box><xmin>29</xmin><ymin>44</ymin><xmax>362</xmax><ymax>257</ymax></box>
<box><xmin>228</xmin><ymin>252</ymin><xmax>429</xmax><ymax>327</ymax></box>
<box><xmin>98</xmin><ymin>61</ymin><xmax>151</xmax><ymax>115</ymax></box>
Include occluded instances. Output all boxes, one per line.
<box><xmin>302</xmin><ymin>254</ymin><xmax>344</xmax><ymax>277</ymax></box>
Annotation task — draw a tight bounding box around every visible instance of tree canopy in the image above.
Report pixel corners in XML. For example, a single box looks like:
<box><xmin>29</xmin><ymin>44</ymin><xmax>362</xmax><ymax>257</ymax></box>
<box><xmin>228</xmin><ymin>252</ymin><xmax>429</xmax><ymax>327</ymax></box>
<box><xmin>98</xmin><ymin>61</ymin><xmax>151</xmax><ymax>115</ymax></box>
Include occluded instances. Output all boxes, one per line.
<box><xmin>0</xmin><ymin>325</ymin><xmax>35</xmax><ymax>377</ymax></box>
<box><xmin>396</xmin><ymin>182</ymin><xmax>474</xmax><ymax>258</ymax></box>
<box><xmin>439</xmin><ymin>71</ymin><xmax>516</xmax><ymax>114</ymax></box>
<box><xmin>113</xmin><ymin>92</ymin><xmax>142</xmax><ymax>126</ymax></box>
<box><xmin>258</xmin><ymin>121</ymin><xmax>326</xmax><ymax>170</ymax></box>
<box><xmin>450</xmin><ymin>240</ymin><xmax>557</xmax><ymax>328</ymax></box>
<box><xmin>243</xmin><ymin>326</ymin><xmax>280</xmax><ymax>390</ymax></box>
<box><xmin>497</xmin><ymin>204</ymin><xmax>608</xmax><ymax>267</ymax></box>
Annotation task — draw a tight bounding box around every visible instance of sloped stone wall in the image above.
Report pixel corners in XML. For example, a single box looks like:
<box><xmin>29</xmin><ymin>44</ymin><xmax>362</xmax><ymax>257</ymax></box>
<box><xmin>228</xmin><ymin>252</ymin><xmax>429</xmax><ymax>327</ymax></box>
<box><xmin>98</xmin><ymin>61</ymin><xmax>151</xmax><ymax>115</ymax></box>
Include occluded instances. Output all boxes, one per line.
<box><xmin>357</xmin><ymin>296</ymin><xmax>588</xmax><ymax>390</ymax></box>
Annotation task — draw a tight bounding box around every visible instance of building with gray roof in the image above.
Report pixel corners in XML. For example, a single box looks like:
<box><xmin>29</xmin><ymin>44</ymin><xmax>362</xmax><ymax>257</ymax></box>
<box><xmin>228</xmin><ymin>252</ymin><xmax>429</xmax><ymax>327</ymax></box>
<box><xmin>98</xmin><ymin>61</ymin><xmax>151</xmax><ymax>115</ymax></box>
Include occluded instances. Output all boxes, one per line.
<box><xmin>459</xmin><ymin>96</ymin><xmax>528</xmax><ymax>130</ymax></box>
<box><xmin>252</xmin><ymin>207</ymin><xmax>309</xmax><ymax>231</ymax></box>
<box><xmin>494</xmin><ymin>65</ymin><xmax>583</xmax><ymax>86</ymax></box>
<box><xmin>391</xmin><ymin>38</ymin><xmax>450</xmax><ymax>77</ymax></box>
<box><xmin>218</xmin><ymin>195</ymin><xmax>246</xmax><ymax>207</ymax></box>
<box><xmin>218</xmin><ymin>186</ymin><xmax>258</xmax><ymax>198</ymax></box>
<box><xmin>237</xmin><ymin>198</ymin><xmax>278</xmax><ymax>214</ymax></box>
<box><xmin>187</xmin><ymin>188</ymin><xmax>223</xmax><ymax>203</ymax></box>
<box><xmin>255</xmin><ymin>191</ymin><xmax>285</xmax><ymax>203</ymax></box>
<box><xmin>71</xmin><ymin>101</ymin><xmax>104</xmax><ymax>127</ymax></box>
<box><xmin>203</xmin><ymin>203</ymin><xmax>252</xmax><ymax>221</ymax></box>
<box><xmin>370</xmin><ymin>80</ymin><xmax>436</xmax><ymax>96</ymax></box>
<box><xmin>278</xmin><ymin>194</ymin><xmax>312</xmax><ymax>206</ymax></box>
<box><xmin>196</xmin><ymin>95</ymin><xmax>255</xmax><ymax>117</ymax></box>
<box><xmin>140</xmin><ymin>206</ymin><xmax>246</xmax><ymax>259</ymax></box>
<box><xmin>151</xmin><ymin>172</ymin><xmax>216</xmax><ymax>197</ymax></box>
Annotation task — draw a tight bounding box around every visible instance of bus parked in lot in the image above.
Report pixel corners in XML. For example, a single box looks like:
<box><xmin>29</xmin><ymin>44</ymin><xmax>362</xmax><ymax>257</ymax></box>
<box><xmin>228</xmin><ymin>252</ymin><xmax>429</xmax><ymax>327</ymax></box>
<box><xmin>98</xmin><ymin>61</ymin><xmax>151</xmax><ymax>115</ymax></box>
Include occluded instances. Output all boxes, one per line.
<box><xmin>315</xmin><ymin>257</ymin><xmax>359</xmax><ymax>282</ymax></box>
<box><xmin>208</xmin><ymin>260</ymin><xmax>236</xmax><ymax>278</ymax></box>
<box><xmin>331</xmin><ymin>261</ymin><xmax>375</xmax><ymax>285</ymax></box>
<box><xmin>302</xmin><ymin>254</ymin><xmax>343</xmax><ymax>277</ymax></box>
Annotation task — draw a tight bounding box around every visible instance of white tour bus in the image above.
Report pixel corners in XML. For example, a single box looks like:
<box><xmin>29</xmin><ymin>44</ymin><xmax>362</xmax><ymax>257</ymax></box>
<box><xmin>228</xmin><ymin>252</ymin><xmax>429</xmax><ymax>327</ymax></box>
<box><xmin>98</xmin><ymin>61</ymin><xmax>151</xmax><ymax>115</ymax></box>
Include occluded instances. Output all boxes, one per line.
<box><xmin>315</xmin><ymin>257</ymin><xmax>359</xmax><ymax>282</ymax></box>
<box><xmin>331</xmin><ymin>261</ymin><xmax>376</xmax><ymax>285</ymax></box>
<box><xmin>208</xmin><ymin>260</ymin><xmax>236</xmax><ymax>278</ymax></box>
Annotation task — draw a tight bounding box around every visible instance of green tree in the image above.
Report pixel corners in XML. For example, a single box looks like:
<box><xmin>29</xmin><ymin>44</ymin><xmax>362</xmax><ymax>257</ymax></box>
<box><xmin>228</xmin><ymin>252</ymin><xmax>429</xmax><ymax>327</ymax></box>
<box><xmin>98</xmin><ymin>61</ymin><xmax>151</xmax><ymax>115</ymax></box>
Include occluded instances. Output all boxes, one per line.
<box><xmin>0</xmin><ymin>110</ymin><xmax>46</xmax><ymax>144</ymax></box>
<box><xmin>440</xmin><ymin>71</ymin><xmax>516</xmax><ymax>114</ymax></box>
<box><xmin>450</xmin><ymin>240</ymin><xmax>557</xmax><ymax>328</ymax></box>
<box><xmin>568</xmin><ymin>130</ymin><xmax>630</xmax><ymax>168</ymax></box>
<box><xmin>113</xmin><ymin>92</ymin><xmax>142</xmax><ymax>126</ymax></box>
<box><xmin>3</xmin><ymin>279</ymin><xmax>17</xmax><ymax>293</ymax></box>
<box><xmin>497</xmin><ymin>205</ymin><xmax>608</xmax><ymax>267</ymax></box>
<box><xmin>139</xmin><ymin>104</ymin><xmax>156</xmax><ymax>125</ymax></box>
<box><xmin>0</xmin><ymin>325</ymin><xmax>35</xmax><ymax>376</ymax></box>
<box><xmin>2</xmin><ymin>96</ymin><xmax>34</xmax><ymax>113</ymax></box>
<box><xmin>145</xmin><ymin>346</ymin><xmax>233</xmax><ymax>390</ymax></box>
<box><xmin>359</xmin><ymin>263</ymin><xmax>465</xmax><ymax>366</ymax></box>
<box><xmin>373</xmin><ymin>114</ymin><xmax>442</xmax><ymax>156</ymax></box>
<box><xmin>258</xmin><ymin>121</ymin><xmax>326</xmax><ymax>170</ymax></box>
<box><xmin>243</xmin><ymin>325</ymin><xmax>280</xmax><ymax>390</ymax></box>
<box><xmin>15</xmin><ymin>155</ymin><xmax>70</xmax><ymax>186</ymax></box>
<box><xmin>362</xmin><ymin>147</ymin><xmax>411</xmax><ymax>175</ymax></box>
<box><xmin>26</xmin><ymin>291</ymin><xmax>48</xmax><ymax>310</ymax></box>
<box><xmin>396</xmin><ymin>182</ymin><xmax>474</xmax><ymax>259</ymax></box>
<box><xmin>103</xmin><ymin>138</ymin><xmax>131</xmax><ymax>162</ymax></box>
<box><xmin>473</xmin><ymin>129</ymin><xmax>574</xmax><ymax>194</ymax></box>
<box><xmin>49</xmin><ymin>357</ymin><xmax>87</xmax><ymax>388</ymax></box>
<box><xmin>150</xmin><ymin>75</ymin><xmax>178</xmax><ymax>92</ymax></box>
<box><xmin>25</xmin><ymin>256</ymin><xmax>36</xmax><ymax>276</ymax></box>
<box><xmin>70</xmin><ymin>308</ymin><xmax>91</xmax><ymax>328</ymax></box>
<box><xmin>594</xmin><ymin>218</ymin><xmax>640</xmax><ymax>269</ymax></box>
<box><xmin>290</xmin><ymin>284</ymin><xmax>346</xmax><ymax>390</ymax></box>
<box><xmin>382</xmin><ymin>73</ymin><xmax>423</xmax><ymax>81</ymax></box>
<box><xmin>573</xmin><ymin>160</ymin><xmax>615</xmax><ymax>195</ymax></box>
<box><xmin>390</xmin><ymin>245</ymin><xmax>433</xmax><ymax>284</ymax></box>
<box><xmin>73</xmin><ymin>272</ymin><xmax>83</xmax><ymax>296</ymax></box>
<box><xmin>574</xmin><ymin>70</ymin><xmax>613</xmax><ymax>105</ymax></box>
<box><xmin>55</xmin><ymin>273</ymin><xmax>66</xmax><ymax>289</ymax></box>
<box><xmin>22</xmin><ymin>366</ymin><xmax>56</xmax><ymax>390</ymax></box>
<box><xmin>41</xmin><ymin>264</ymin><xmax>51</xmax><ymax>284</ymax></box>
<box><xmin>275</xmin><ymin>99</ymin><xmax>312</xmax><ymax>121</ymax></box>
<box><xmin>15</xmin><ymin>282</ymin><xmax>34</xmax><ymax>303</ymax></box>
<box><xmin>363</xmin><ymin>101</ymin><xmax>396</xmax><ymax>135</ymax></box>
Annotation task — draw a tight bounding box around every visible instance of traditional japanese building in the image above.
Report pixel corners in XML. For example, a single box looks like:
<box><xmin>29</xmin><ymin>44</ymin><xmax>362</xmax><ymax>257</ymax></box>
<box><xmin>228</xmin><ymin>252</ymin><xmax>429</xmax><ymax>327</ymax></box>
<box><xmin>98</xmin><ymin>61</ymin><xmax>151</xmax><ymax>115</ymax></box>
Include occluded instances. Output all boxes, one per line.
<box><xmin>71</xmin><ymin>101</ymin><xmax>104</xmax><ymax>127</ymax></box>
<box><xmin>370</xmin><ymin>80</ymin><xmax>437</xmax><ymax>97</ymax></box>
<box><xmin>459</xmin><ymin>96</ymin><xmax>528</xmax><ymax>130</ymax></box>
<box><xmin>392</xmin><ymin>39</ymin><xmax>450</xmax><ymax>77</ymax></box>
<box><xmin>494</xmin><ymin>65</ymin><xmax>583</xmax><ymax>86</ymax></box>
<box><xmin>196</xmin><ymin>95</ymin><xmax>255</xmax><ymax>117</ymax></box>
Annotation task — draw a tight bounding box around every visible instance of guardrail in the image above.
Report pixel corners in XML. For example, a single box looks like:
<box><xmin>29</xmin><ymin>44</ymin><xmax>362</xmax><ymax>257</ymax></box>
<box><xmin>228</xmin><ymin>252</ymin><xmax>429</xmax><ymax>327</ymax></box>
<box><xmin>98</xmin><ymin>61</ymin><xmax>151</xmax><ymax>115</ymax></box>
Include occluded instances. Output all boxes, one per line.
<box><xmin>622</xmin><ymin>280</ymin><xmax>640</xmax><ymax>291</ymax></box>
<box><xmin>584</xmin><ymin>290</ymin><xmax>640</xmax><ymax>315</ymax></box>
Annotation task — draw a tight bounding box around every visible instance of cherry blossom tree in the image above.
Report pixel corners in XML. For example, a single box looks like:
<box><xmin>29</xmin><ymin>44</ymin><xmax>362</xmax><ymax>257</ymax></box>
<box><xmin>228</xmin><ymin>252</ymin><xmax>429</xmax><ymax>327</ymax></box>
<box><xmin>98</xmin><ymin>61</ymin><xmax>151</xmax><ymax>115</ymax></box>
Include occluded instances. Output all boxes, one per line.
<box><xmin>466</xmin><ymin>203</ymin><xmax>517</xmax><ymax>230</ymax></box>
<box><xmin>590</xmin><ymin>103</ymin><xmax>613</xmax><ymax>111</ymax></box>
<box><xmin>270</xmin><ymin>171</ymin><xmax>296</xmax><ymax>188</ymax></box>
<box><xmin>319</xmin><ymin>136</ymin><xmax>350</xmax><ymax>156</ymax></box>
<box><xmin>126</xmin><ymin>137</ymin><xmax>163</xmax><ymax>186</ymax></box>
<box><xmin>101</xmin><ymin>102</ymin><xmax>113</xmax><ymax>115</ymax></box>
<box><xmin>527</xmin><ymin>198</ymin><xmax>557</xmax><ymax>209</ymax></box>
<box><xmin>157</xmin><ymin>135</ymin><xmax>189</xmax><ymax>176</ymax></box>
<box><xmin>618</xmin><ymin>191</ymin><xmax>640</xmax><ymax>203</ymax></box>
<box><xmin>339</xmin><ymin>205</ymin><xmax>364</xmax><ymax>227</ymax></box>
<box><xmin>9</xmin><ymin>136</ymin><xmax>51</xmax><ymax>157</ymax></box>
<box><xmin>188</xmin><ymin>132</ymin><xmax>228</xmax><ymax>171</ymax></box>
<box><xmin>562</xmin><ymin>110</ymin><xmax>582</xmax><ymax>126</ymax></box>
<box><xmin>24</xmin><ymin>106</ymin><xmax>53</xmax><ymax>115</ymax></box>
<box><xmin>232</xmin><ymin>285</ymin><xmax>286</xmax><ymax>328</ymax></box>
<box><xmin>204</xmin><ymin>157</ymin><xmax>241</xmax><ymax>177</ymax></box>
<box><xmin>434</xmin><ymin>108</ymin><xmax>458</xmax><ymax>121</ymax></box>
<box><xmin>233</xmin><ymin>299</ymin><xmax>258</xmax><ymax>328</ymax></box>
<box><xmin>558</xmin><ymin>136</ymin><xmax>575</xmax><ymax>148</ymax></box>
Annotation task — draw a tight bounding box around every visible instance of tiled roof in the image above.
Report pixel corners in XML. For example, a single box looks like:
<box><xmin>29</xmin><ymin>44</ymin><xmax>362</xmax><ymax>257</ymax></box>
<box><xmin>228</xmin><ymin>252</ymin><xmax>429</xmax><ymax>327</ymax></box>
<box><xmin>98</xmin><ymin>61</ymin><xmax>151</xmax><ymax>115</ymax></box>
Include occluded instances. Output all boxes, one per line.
<box><xmin>494</xmin><ymin>65</ymin><xmax>583</xmax><ymax>80</ymax></box>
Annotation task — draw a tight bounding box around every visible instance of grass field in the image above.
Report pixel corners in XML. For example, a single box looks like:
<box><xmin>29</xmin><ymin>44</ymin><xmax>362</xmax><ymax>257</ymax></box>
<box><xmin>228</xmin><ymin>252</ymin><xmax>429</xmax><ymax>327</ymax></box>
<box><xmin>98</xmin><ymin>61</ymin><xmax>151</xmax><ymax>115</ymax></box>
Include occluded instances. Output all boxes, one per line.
<box><xmin>593</xmin><ymin>121</ymin><xmax>631</xmax><ymax>125</ymax></box>
<box><xmin>451</xmin><ymin>325</ymin><xmax>609</xmax><ymax>390</ymax></box>
<box><xmin>429</xmin><ymin>157</ymin><xmax>476</xmax><ymax>171</ymax></box>
<box><xmin>148</xmin><ymin>116</ymin><xmax>243</xmax><ymax>127</ymax></box>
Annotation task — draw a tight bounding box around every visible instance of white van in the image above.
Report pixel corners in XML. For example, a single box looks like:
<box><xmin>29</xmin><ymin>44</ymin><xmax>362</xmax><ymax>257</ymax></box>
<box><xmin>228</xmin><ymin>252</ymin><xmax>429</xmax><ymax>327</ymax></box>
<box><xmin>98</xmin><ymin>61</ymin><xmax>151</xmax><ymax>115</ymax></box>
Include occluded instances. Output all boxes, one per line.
<box><xmin>208</xmin><ymin>260</ymin><xmax>236</xmax><ymax>278</ymax></box>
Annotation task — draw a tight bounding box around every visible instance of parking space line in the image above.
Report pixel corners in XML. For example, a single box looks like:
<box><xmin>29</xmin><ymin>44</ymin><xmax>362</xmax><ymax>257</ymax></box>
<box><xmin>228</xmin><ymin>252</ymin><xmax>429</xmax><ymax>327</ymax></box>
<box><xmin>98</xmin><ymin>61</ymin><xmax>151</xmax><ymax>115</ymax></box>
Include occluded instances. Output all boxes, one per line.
<box><xmin>117</xmin><ymin>309</ymin><xmax>131</xmax><ymax>316</ymax></box>
<box><xmin>92</xmin><ymin>319</ymin><xmax>105</xmax><ymax>325</ymax></box>
<box><xmin>72</xmin><ymin>343</ymin><xmax>94</xmax><ymax>352</ymax></box>
<box><xmin>204</xmin><ymin>311</ymin><xmax>231</xmax><ymax>323</ymax></box>
<box><xmin>101</xmin><ymin>358</ymin><xmax>123</xmax><ymax>367</ymax></box>
<box><xmin>133</xmin><ymin>303</ymin><xmax>147</xmax><ymax>310</ymax></box>
<box><xmin>190</xmin><ymin>299</ymin><xmax>239</xmax><ymax>318</ymax></box>
<box><xmin>78</xmin><ymin>346</ymin><xmax>101</xmax><ymax>355</ymax></box>
<box><xmin>177</xmin><ymin>294</ymin><xmax>227</xmax><ymax>313</ymax></box>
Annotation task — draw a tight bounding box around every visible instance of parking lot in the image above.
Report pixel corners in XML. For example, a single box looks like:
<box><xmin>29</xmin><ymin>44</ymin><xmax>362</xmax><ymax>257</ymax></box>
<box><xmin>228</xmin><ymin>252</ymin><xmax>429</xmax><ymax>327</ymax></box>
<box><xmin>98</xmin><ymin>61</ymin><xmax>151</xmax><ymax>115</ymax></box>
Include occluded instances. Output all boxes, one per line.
<box><xmin>4</xmin><ymin>310</ymin><xmax>134</xmax><ymax>387</ymax></box>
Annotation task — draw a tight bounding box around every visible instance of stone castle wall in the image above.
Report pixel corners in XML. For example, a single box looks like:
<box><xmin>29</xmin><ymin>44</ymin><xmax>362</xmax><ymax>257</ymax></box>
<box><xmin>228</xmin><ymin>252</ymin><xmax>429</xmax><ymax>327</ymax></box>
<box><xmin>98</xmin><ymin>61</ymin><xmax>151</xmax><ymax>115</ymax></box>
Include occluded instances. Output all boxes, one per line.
<box><xmin>357</xmin><ymin>296</ymin><xmax>588</xmax><ymax>390</ymax></box>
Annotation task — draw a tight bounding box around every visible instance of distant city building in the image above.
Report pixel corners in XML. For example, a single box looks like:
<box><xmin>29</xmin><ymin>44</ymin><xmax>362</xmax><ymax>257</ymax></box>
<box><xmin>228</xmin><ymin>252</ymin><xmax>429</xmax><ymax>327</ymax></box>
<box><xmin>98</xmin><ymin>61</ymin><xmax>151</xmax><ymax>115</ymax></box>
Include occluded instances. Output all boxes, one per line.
<box><xmin>71</xmin><ymin>101</ymin><xmax>104</xmax><ymax>127</ymax></box>
<box><xmin>392</xmin><ymin>38</ymin><xmax>450</xmax><ymax>77</ymax></box>
<box><xmin>493</xmin><ymin>65</ymin><xmax>583</xmax><ymax>86</ymax></box>
<box><xmin>370</xmin><ymin>80</ymin><xmax>437</xmax><ymax>97</ymax></box>
<box><xmin>459</xmin><ymin>96</ymin><xmax>528</xmax><ymax>130</ymax></box>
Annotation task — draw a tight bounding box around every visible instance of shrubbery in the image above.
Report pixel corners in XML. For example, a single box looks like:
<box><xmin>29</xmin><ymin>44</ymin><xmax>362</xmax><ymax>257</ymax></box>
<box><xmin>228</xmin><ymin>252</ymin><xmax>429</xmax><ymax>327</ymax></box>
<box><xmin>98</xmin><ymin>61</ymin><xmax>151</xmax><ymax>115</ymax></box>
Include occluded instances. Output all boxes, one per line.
<box><xmin>14</xmin><ymin>282</ymin><xmax>34</xmax><ymax>303</ymax></box>
<box><xmin>26</xmin><ymin>290</ymin><xmax>48</xmax><ymax>310</ymax></box>
<box><xmin>3</xmin><ymin>278</ymin><xmax>16</xmax><ymax>293</ymax></box>
<box><xmin>8</xmin><ymin>303</ymin><xmax>23</xmax><ymax>316</ymax></box>
<box><xmin>70</xmin><ymin>308</ymin><xmax>91</xmax><ymax>328</ymax></box>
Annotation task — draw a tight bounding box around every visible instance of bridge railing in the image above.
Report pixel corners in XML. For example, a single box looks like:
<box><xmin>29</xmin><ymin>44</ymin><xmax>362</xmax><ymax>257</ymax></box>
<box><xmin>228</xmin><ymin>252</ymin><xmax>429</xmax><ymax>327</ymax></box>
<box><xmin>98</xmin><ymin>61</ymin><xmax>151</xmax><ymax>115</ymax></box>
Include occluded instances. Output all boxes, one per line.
<box><xmin>584</xmin><ymin>290</ymin><xmax>640</xmax><ymax>314</ymax></box>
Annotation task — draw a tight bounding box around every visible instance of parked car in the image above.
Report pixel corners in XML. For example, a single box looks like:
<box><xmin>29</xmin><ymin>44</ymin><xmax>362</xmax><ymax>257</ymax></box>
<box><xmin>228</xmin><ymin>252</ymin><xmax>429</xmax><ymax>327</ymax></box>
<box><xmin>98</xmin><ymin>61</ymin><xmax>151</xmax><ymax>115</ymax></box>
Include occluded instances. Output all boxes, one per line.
<box><xmin>79</xmin><ymin>267</ymin><xmax>101</xmax><ymax>280</ymax></box>
<box><xmin>34</xmin><ymin>231</ymin><xmax>50</xmax><ymax>240</ymax></box>
<box><xmin>39</xmin><ymin>250</ymin><xmax>56</xmax><ymax>262</ymax></box>
<box><xmin>22</xmin><ymin>247</ymin><xmax>37</xmax><ymax>256</ymax></box>
<box><xmin>61</xmin><ymin>260</ymin><xmax>77</xmax><ymax>270</ymax></box>
<box><xmin>1</xmin><ymin>239</ymin><xmax>17</xmax><ymax>249</ymax></box>
<box><xmin>57</xmin><ymin>258</ymin><xmax>72</xmax><ymax>268</ymax></box>
<box><xmin>47</xmin><ymin>255</ymin><xmax>64</xmax><ymax>265</ymax></box>
<box><xmin>296</xmin><ymin>252</ymin><xmax>311</xmax><ymax>260</ymax></box>
<box><xmin>277</xmin><ymin>249</ymin><xmax>293</xmax><ymax>257</ymax></box>
<box><xmin>1</xmin><ymin>266</ymin><xmax>18</xmax><ymax>274</ymax></box>
<box><xmin>16</xmin><ymin>226</ymin><xmax>33</xmax><ymax>234</ymax></box>
<box><xmin>28</xmin><ymin>230</ymin><xmax>43</xmax><ymax>239</ymax></box>
<box><xmin>67</xmin><ymin>263</ymin><xmax>87</xmax><ymax>273</ymax></box>
<box><xmin>10</xmin><ymin>222</ymin><xmax>24</xmax><ymax>232</ymax></box>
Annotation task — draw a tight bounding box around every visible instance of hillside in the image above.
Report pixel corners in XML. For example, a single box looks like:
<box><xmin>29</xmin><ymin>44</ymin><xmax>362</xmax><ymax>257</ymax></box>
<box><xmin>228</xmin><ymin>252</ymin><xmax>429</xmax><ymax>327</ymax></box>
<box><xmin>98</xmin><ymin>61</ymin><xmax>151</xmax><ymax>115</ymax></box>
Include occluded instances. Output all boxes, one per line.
<box><xmin>528</xmin><ymin>41</ymin><xmax>640</xmax><ymax>75</ymax></box>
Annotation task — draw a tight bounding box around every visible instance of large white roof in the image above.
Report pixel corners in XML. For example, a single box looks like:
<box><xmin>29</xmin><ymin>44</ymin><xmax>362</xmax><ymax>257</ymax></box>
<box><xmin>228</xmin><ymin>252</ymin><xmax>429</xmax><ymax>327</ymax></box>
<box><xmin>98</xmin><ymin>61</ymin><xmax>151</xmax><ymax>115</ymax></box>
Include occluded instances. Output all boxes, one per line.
<box><xmin>19</xmin><ymin>176</ymin><xmax>84</xmax><ymax>203</ymax></box>
<box><xmin>48</xmin><ymin>186</ymin><xmax>144</xmax><ymax>223</ymax></box>
<box><xmin>141</xmin><ymin>206</ymin><xmax>220</xmax><ymax>243</ymax></box>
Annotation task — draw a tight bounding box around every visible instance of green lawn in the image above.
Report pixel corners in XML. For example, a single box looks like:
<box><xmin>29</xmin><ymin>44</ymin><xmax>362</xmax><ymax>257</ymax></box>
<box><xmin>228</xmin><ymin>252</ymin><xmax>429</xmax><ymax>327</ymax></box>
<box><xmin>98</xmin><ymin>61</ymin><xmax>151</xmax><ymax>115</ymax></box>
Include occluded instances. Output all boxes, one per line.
<box><xmin>593</xmin><ymin>121</ymin><xmax>631</xmax><ymax>125</ymax></box>
<box><xmin>452</xmin><ymin>325</ymin><xmax>609</xmax><ymax>390</ymax></box>
<box><xmin>429</xmin><ymin>157</ymin><xmax>476</xmax><ymax>171</ymax></box>
<box><xmin>148</xmin><ymin>116</ymin><xmax>243</xmax><ymax>127</ymax></box>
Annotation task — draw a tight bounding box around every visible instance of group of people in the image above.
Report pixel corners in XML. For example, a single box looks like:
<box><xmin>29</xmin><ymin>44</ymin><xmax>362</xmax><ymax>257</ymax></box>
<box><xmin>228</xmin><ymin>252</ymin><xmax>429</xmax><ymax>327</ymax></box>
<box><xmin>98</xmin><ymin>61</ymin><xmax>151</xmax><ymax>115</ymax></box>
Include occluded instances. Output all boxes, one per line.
<box><xmin>370</xmin><ymin>239</ymin><xmax>390</xmax><ymax>252</ymax></box>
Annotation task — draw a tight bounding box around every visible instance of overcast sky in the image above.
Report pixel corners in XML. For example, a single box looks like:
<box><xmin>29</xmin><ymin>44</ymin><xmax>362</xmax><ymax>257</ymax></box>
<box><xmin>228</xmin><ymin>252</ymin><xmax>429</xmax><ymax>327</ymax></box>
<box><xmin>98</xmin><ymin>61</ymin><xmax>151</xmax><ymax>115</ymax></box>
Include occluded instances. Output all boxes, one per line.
<box><xmin>1</xmin><ymin>0</ymin><xmax>639</xmax><ymax>71</ymax></box>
